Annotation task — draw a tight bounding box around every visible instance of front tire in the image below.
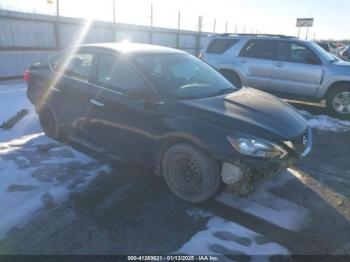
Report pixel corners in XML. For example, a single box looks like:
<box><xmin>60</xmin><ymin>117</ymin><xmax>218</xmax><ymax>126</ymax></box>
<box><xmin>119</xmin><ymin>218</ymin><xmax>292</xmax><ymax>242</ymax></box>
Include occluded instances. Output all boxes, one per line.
<box><xmin>161</xmin><ymin>144</ymin><xmax>221</xmax><ymax>203</ymax></box>
<box><xmin>38</xmin><ymin>103</ymin><xmax>62</xmax><ymax>140</ymax></box>
<box><xmin>326</xmin><ymin>86</ymin><xmax>350</xmax><ymax>120</ymax></box>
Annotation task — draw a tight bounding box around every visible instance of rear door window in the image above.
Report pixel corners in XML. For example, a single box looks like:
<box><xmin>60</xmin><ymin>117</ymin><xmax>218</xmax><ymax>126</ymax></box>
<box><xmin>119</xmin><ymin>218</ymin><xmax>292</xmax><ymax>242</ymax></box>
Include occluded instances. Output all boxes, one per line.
<box><xmin>239</xmin><ymin>39</ymin><xmax>275</xmax><ymax>60</ymax></box>
<box><xmin>206</xmin><ymin>39</ymin><xmax>239</xmax><ymax>54</ymax></box>
<box><xmin>95</xmin><ymin>53</ymin><xmax>149</xmax><ymax>95</ymax></box>
<box><xmin>51</xmin><ymin>50</ymin><xmax>94</xmax><ymax>82</ymax></box>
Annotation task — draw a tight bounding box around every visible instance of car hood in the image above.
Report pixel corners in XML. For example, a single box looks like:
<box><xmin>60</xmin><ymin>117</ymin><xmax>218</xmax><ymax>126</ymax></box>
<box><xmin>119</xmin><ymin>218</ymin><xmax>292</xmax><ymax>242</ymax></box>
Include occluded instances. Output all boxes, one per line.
<box><xmin>182</xmin><ymin>87</ymin><xmax>308</xmax><ymax>141</ymax></box>
<box><xmin>332</xmin><ymin>60</ymin><xmax>350</xmax><ymax>68</ymax></box>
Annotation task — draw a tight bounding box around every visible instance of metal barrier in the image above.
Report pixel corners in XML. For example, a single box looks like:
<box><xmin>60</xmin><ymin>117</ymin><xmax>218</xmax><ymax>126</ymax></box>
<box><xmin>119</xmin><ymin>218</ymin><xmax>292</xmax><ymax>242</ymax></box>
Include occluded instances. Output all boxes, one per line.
<box><xmin>0</xmin><ymin>10</ymin><xmax>210</xmax><ymax>81</ymax></box>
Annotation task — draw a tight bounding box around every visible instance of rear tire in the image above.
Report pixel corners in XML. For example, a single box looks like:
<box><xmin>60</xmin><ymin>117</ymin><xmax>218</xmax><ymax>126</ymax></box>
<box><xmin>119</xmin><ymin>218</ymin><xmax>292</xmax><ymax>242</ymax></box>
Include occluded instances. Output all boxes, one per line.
<box><xmin>161</xmin><ymin>144</ymin><xmax>221</xmax><ymax>203</ymax></box>
<box><xmin>220</xmin><ymin>70</ymin><xmax>242</xmax><ymax>89</ymax></box>
<box><xmin>326</xmin><ymin>86</ymin><xmax>350</xmax><ymax>120</ymax></box>
<box><xmin>38</xmin><ymin>103</ymin><xmax>62</xmax><ymax>140</ymax></box>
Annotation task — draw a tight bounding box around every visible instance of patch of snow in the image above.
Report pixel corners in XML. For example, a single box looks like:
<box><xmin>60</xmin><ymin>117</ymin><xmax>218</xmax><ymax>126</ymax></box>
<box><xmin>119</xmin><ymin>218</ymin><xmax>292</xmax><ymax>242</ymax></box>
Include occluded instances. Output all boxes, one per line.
<box><xmin>216</xmin><ymin>172</ymin><xmax>308</xmax><ymax>231</ymax></box>
<box><xmin>187</xmin><ymin>208</ymin><xmax>214</xmax><ymax>220</ymax></box>
<box><xmin>299</xmin><ymin>110</ymin><xmax>350</xmax><ymax>132</ymax></box>
<box><xmin>178</xmin><ymin>216</ymin><xmax>289</xmax><ymax>257</ymax></box>
<box><xmin>0</xmin><ymin>83</ymin><xmax>41</xmax><ymax>142</ymax></box>
<box><xmin>0</xmin><ymin>83</ymin><xmax>109</xmax><ymax>240</ymax></box>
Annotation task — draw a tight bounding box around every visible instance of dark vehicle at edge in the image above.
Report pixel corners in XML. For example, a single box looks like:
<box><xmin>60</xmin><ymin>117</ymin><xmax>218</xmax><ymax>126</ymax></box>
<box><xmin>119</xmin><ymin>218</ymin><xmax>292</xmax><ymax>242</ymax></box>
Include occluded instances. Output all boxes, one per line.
<box><xmin>340</xmin><ymin>46</ymin><xmax>350</xmax><ymax>61</ymax></box>
<box><xmin>26</xmin><ymin>43</ymin><xmax>312</xmax><ymax>203</ymax></box>
<box><xmin>316</xmin><ymin>42</ymin><xmax>330</xmax><ymax>53</ymax></box>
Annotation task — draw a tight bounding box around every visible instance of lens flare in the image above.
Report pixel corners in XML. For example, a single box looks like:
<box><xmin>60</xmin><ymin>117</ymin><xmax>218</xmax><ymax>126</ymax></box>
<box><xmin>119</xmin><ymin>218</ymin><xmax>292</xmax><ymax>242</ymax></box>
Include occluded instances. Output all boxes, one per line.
<box><xmin>36</xmin><ymin>19</ymin><xmax>93</xmax><ymax>111</ymax></box>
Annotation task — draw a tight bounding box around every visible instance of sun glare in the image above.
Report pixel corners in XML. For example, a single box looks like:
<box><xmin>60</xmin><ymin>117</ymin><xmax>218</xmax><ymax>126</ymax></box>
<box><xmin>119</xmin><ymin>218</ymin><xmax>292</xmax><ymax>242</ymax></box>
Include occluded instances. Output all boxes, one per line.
<box><xmin>288</xmin><ymin>168</ymin><xmax>350</xmax><ymax>221</ymax></box>
<box><xmin>37</xmin><ymin>19</ymin><xmax>93</xmax><ymax>110</ymax></box>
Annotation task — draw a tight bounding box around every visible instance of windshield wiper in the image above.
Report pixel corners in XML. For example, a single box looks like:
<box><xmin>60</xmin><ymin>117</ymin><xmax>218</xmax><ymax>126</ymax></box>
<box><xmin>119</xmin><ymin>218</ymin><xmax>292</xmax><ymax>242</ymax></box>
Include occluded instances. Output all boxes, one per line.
<box><xmin>212</xmin><ymin>88</ymin><xmax>235</xmax><ymax>96</ymax></box>
<box><xmin>176</xmin><ymin>88</ymin><xmax>235</xmax><ymax>100</ymax></box>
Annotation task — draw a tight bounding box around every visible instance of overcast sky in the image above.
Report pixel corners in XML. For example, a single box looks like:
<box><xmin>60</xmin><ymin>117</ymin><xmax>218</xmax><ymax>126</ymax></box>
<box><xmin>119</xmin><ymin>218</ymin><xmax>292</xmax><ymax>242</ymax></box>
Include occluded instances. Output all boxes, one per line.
<box><xmin>0</xmin><ymin>0</ymin><xmax>348</xmax><ymax>40</ymax></box>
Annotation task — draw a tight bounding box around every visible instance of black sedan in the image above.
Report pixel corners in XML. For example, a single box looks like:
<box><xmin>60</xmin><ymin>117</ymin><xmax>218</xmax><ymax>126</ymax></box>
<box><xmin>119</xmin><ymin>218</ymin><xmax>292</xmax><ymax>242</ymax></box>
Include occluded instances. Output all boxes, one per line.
<box><xmin>26</xmin><ymin>43</ymin><xmax>312</xmax><ymax>203</ymax></box>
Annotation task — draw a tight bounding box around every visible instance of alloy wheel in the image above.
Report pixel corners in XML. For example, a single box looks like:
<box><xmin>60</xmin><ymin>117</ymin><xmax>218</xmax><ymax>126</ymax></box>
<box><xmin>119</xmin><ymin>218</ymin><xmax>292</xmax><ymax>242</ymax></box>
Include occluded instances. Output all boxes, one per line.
<box><xmin>332</xmin><ymin>91</ymin><xmax>350</xmax><ymax>114</ymax></box>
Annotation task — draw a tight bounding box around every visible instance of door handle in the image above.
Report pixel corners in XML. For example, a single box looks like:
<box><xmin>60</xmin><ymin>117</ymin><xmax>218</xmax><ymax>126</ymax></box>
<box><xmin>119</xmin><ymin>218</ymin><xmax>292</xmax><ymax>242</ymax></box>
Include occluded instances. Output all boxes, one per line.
<box><xmin>275</xmin><ymin>62</ymin><xmax>284</xmax><ymax>67</ymax></box>
<box><xmin>240</xmin><ymin>59</ymin><xmax>248</xmax><ymax>64</ymax></box>
<box><xmin>90</xmin><ymin>99</ymin><xmax>104</xmax><ymax>107</ymax></box>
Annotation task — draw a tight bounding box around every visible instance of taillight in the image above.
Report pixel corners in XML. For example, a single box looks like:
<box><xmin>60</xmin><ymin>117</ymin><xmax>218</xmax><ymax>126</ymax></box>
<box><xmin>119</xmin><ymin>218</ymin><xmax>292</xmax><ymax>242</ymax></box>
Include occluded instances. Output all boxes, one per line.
<box><xmin>23</xmin><ymin>69</ymin><xmax>30</xmax><ymax>82</ymax></box>
<box><xmin>198</xmin><ymin>52</ymin><xmax>203</xmax><ymax>59</ymax></box>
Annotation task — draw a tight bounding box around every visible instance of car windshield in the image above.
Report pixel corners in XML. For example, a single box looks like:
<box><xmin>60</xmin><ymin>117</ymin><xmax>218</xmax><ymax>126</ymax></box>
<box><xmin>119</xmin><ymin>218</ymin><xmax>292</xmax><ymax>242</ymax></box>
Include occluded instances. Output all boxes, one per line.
<box><xmin>311</xmin><ymin>42</ymin><xmax>339</xmax><ymax>62</ymax></box>
<box><xmin>132</xmin><ymin>53</ymin><xmax>236</xmax><ymax>99</ymax></box>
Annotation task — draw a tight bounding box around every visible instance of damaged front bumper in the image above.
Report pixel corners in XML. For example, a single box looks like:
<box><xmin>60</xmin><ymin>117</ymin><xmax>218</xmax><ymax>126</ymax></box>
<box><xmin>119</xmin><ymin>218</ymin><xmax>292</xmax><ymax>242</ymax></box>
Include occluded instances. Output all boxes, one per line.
<box><xmin>221</xmin><ymin>127</ymin><xmax>312</xmax><ymax>195</ymax></box>
<box><xmin>221</xmin><ymin>154</ymin><xmax>297</xmax><ymax>195</ymax></box>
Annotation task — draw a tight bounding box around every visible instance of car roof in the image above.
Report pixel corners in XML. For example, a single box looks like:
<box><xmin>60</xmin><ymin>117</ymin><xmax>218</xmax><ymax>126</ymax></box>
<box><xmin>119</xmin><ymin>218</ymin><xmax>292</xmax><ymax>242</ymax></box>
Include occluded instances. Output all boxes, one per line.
<box><xmin>78</xmin><ymin>42</ymin><xmax>187</xmax><ymax>55</ymax></box>
<box><xmin>208</xmin><ymin>34</ymin><xmax>306</xmax><ymax>42</ymax></box>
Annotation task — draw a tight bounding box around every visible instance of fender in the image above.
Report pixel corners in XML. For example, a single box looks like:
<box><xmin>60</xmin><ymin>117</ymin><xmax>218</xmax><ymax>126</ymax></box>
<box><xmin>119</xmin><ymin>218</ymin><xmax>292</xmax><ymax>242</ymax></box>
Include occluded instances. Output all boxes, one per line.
<box><xmin>216</xmin><ymin>64</ymin><xmax>246</xmax><ymax>85</ymax></box>
<box><xmin>316</xmin><ymin>76</ymin><xmax>350</xmax><ymax>99</ymax></box>
<box><xmin>158</xmin><ymin>115</ymin><xmax>236</xmax><ymax>161</ymax></box>
<box><xmin>153</xmin><ymin>125</ymin><xmax>235</xmax><ymax>176</ymax></box>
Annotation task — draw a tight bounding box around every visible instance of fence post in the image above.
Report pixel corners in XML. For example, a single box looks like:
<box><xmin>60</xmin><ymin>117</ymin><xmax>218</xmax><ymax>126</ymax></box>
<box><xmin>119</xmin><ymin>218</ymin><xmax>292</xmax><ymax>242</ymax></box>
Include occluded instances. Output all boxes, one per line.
<box><xmin>54</xmin><ymin>0</ymin><xmax>60</xmax><ymax>49</ymax></box>
<box><xmin>149</xmin><ymin>2</ymin><xmax>153</xmax><ymax>44</ymax></box>
<box><xmin>176</xmin><ymin>11</ymin><xmax>180</xmax><ymax>49</ymax></box>
<box><xmin>195</xmin><ymin>16</ymin><xmax>203</xmax><ymax>56</ymax></box>
<box><xmin>112</xmin><ymin>0</ymin><xmax>117</xmax><ymax>42</ymax></box>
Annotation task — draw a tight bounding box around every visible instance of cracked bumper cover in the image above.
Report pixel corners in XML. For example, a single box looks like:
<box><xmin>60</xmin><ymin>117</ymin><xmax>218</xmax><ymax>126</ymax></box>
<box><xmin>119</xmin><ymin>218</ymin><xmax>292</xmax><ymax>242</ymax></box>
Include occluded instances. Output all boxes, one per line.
<box><xmin>221</xmin><ymin>127</ymin><xmax>313</xmax><ymax>189</ymax></box>
<box><xmin>221</xmin><ymin>154</ymin><xmax>297</xmax><ymax>195</ymax></box>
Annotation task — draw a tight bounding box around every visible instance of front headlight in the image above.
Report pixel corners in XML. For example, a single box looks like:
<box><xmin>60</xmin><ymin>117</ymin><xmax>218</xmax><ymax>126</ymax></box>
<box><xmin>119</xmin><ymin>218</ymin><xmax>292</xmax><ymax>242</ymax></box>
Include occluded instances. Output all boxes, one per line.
<box><xmin>227</xmin><ymin>136</ymin><xmax>287</xmax><ymax>158</ymax></box>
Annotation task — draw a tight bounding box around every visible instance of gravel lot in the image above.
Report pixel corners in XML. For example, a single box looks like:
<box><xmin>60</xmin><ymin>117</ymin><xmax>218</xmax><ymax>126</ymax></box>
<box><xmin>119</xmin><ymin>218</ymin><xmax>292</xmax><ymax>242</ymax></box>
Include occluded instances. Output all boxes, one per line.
<box><xmin>0</xmin><ymin>83</ymin><xmax>350</xmax><ymax>258</ymax></box>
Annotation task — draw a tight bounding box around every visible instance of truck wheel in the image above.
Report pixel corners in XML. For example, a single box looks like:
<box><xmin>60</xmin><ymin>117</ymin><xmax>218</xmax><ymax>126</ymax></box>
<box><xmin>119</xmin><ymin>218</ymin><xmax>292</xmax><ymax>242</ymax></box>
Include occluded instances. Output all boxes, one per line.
<box><xmin>220</xmin><ymin>70</ymin><xmax>242</xmax><ymax>89</ymax></box>
<box><xmin>326</xmin><ymin>86</ymin><xmax>350</xmax><ymax>120</ymax></box>
<box><xmin>161</xmin><ymin>144</ymin><xmax>221</xmax><ymax>203</ymax></box>
<box><xmin>38</xmin><ymin>103</ymin><xmax>62</xmax><ymax>140</ymax></box>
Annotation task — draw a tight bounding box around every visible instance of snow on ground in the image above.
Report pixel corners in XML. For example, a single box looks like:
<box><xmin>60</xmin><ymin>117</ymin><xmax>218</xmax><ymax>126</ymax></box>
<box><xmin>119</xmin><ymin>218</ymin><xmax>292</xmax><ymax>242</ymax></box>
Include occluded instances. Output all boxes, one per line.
<box><xmin>179</xmin><ymin>171</ymin><xmax>308</xmax><ymax>257</ymax></box>
<box><xmin>0</xmin><ymin>82</ymin><xmax>347</xmax><ymax>252</ymax></box>
<box><xmin>299</xmin><ymin>110</ymin><xmax>350</xmax><ymax>132</ymax></box>
<box><xmin>0</xmin><ymin>83</ymin><xmax>109</xmax><ymax>240</ymax></box>
<box><xmin>0</xmin><ymin>83</ymin><xmax>41</xmax><ymax>142</ymax></box>
<box><xmin>178</xmin><ymin>209</ymin><xmax>288</xmax><ymax>259</ymax></box>
<box><xmin>177</xmin><ymin>173</ymin><xmax>306</xmax><ymax>257</ymax></box>
<box><xmin>216</xmin><ymin>172</ymin><xmax>308</xmax><ymax>231</ymax></box>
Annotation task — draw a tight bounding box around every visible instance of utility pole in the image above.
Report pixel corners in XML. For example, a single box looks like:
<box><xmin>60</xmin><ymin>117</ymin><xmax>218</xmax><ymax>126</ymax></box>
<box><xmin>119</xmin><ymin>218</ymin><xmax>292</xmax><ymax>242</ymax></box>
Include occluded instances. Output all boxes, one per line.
<box><xmin>150</xmin><ymin>2</ymin><xmax>153</xmax><ymax>27</ymax></box>
<box><xmin>213</xmin><ymin>19</ymin><xmax>216</xmax><ymax>33</ymax></box>
<box><xmin>112</xmin><ymin>0</ymin><xmax>117</xmax><ymax>42</ymax></box>
<box><xmin>225</xmin><ymin>21</ymin><xmax>228</xmax><ymax>33</ymax></box>
<box><xmin>56</xmin><ymin>0</ymin><xmax>60</xmax><ymax>18</ymax></box>
<box><xmin>306</xmin><ymin>26</ymin><xmax>309</xmax><ymax>40</ymax></box>
<box><xmin>196</xmin><ymin>16</ymin><xmax>203</xmax><ymax>56</ymax></box>
<box><xmin>235</xmin><ymin>25</ymin><xmax>237</xmax><ymax>33</ymax></box>
<box><xmin>198</xmin><ymin>16</ymin><xmax>203</xmax><ymax>32</ymax></box>
<box><xmin>176</xmin><ymin>11</ymin><xmax>181</xmax><ymax>48</ymax></box>
<box><xmin>149</xmin><ymin>2</ymin><xmax>153</xmax><ymax>44</ymax></box>
<box><xmin>55</xmin><ymin>0</ymin><xmax>60</xmax><ymax>49</ymax></box>
<box><xmin>112</xmin><ymin>0</ymin><xmax>116</xmax><ymax>24</ymax></box>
